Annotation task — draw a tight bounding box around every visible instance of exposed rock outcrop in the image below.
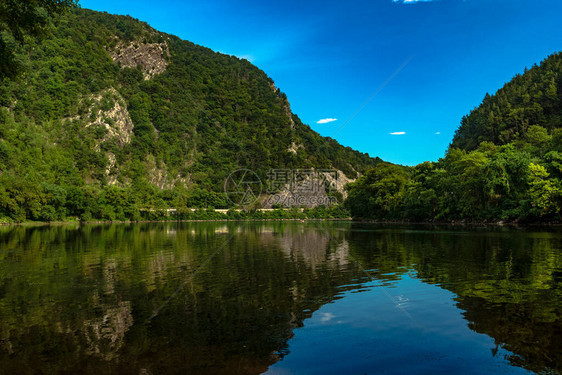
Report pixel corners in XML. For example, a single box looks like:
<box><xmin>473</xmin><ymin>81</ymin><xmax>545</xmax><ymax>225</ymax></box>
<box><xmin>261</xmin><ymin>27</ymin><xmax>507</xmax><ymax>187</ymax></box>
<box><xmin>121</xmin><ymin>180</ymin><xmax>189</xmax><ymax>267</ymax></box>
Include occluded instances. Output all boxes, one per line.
<box><xmin>287</xmin><ymin>141</ymin><xmax>303</xmax><ymax>154</ymax></box>
<box><xmin>146</xmin><ymin>155</ymin><xmax>188</xmax><ymax>190</ymax></box>
<box><xmin>111</xmin><ymin>41</ymin><xmax>169</xmax><ymax>80</ymax></box>
<box><xmin>105</xmin><ymin>152</ymin><xmax>118</xmax><ymax>185</ymax></box>
<box><xmin>322</xmin><ymin>169</ymin><xmax>354</xmax><ymax>199</ymax></box>
<box><xmin>84</xmin><ymin>87</ymin><xmax>134</xmax><ymax>147</ymax></box>
<box><xmin>270</xmin><ymin>81</ymin><xmax>296</xmax><ymax>129</ymax></box>
<box><xmin>284</xmin><ymin>101</ymin><xmax>296</xmax><ymax>129</ymax></box>
<box><xmin>69</xmin><ymin>87</ymin><xmax>134</xmax><ymax>185</ymax></box>
<box><xmin>261</xmin><ymin>169</ymin><xmax>354</xmax><ymax>208</ymax></box>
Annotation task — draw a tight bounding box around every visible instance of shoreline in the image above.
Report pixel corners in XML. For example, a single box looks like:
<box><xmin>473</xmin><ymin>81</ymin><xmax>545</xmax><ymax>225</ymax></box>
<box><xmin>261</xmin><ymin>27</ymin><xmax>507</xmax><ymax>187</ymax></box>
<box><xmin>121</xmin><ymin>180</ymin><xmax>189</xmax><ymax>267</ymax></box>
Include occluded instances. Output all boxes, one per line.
<box><xmin>0</xmin><ymin>218</ymin><xmax>353</xmax><ymax>227</ymax></box>
<box><xmin>352</xmin><ymin>219</ymin><xmax>562</xmax><ymax>227</ymax></box>
<box><xmin>0</xmin><ymin>218</ymin><xmax>560</xmax><ymax>227</ymax></box>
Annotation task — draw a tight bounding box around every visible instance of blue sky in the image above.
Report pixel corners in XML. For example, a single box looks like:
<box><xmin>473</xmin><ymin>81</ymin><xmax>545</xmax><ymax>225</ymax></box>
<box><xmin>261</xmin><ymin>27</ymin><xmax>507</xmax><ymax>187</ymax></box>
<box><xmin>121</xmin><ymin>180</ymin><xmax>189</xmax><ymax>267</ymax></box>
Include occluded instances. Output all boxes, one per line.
<box><xmin>80</xmin><ymin>0</ymin><xmax>562</xmax><ymax>165</ymax></box>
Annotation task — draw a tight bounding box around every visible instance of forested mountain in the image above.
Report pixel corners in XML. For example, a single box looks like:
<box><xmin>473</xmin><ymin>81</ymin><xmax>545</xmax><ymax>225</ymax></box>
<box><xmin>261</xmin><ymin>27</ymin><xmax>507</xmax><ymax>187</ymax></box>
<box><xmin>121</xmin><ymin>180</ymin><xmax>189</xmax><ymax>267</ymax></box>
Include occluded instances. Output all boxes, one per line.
<box><xmin>0</xmin><ymin>8</ymin><xmax>379</xmax><ymax>222</ymax></box>
<box><xmin>452</xmin><ymin>52</ymin><xmax>562</xmax><ymax>151</ymax></box>
<box><xmin>346</xmin><ymin>53</ymin><xmax>562</xmax><ymax>222</ymax></box>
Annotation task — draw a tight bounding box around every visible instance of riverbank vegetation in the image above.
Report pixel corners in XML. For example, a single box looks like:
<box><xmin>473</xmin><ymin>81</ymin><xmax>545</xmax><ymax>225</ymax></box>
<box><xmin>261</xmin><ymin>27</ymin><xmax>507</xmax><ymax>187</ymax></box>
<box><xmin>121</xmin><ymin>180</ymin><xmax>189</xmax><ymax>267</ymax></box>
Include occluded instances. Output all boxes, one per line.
<box><xmin>346</xmin><ymin>52</ymin><xmax>562</xmax><ymax>223</ymax></box>
<box><xmin>0</xmin><ymin>3</ymin><xmax>560</xmax><ymax>224</ymax></box>
<box><xmin>0</xmin><ymin>205</ymin><xmax>351</xmax><ymax>224</ymax></box>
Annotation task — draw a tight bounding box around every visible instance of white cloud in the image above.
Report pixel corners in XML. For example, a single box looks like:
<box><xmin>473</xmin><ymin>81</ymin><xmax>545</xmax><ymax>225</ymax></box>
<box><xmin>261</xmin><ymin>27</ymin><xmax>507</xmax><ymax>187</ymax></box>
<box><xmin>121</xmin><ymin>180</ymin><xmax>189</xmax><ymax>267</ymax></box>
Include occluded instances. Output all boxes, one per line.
<box><xmin>317</xmin><ymin>118</ymin><xmax>338</xmax><ymax>124</ymax></box>
<box><xmin>318</xmin><ymin>312</ymin><xmax>336</xmax><ymax>322</ymax></box>
<box><xmin>436</xmin><ymin>132</ymin><xmax>441</xmax><ymax>135</ymax></box>
<box><xmin>393</xmin><ymin>0</ymin><xmax>435</xmax><ymax>4</ymax></box>
<box><xmin>390</xmin><ymin>131</ymin><xmax>406</xmax><ymax>135</ymax></box>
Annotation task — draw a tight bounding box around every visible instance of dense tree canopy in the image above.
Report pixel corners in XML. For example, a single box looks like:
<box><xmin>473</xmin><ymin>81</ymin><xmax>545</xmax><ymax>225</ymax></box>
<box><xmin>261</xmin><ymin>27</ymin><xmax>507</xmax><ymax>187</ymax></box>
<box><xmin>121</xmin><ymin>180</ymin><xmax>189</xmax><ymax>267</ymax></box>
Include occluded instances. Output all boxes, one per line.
<box><xmin>2</xmin><ymin>5</ymin><xmax>559</xmax><ymax>223</ymax></box>
<box><xmin>451</xmin><ymin>52</ymin><xmax>562</xmax><ymax>151</ymax></box>
<box><xmin>346</xmin><ymin>53</ymin><xmax>562</xmax><ymax>223</ymax></box>
<box><xmin>0</xmin><ymin>0</ymin><xmax>78</xmax><ymax>77</ymax></box>
<box><xmin>0</xmin><ymin>8</ymin><xmax>378</xmax><ymax>222</ymax></box>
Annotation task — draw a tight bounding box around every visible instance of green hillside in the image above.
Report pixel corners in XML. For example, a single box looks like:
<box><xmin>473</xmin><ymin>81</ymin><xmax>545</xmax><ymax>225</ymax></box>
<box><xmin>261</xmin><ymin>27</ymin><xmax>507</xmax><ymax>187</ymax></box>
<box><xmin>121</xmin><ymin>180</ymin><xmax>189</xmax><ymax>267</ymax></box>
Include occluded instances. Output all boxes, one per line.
<box><xmin>451</xmin><ymin>52</ymin><xmax>562</xmax><ymax>150</ymax></box>
<box><xmin>0</xmin><ymin>8</ymin><xmax>379</xmax><ymax>222</ymax></box>
<box><xmin>346</xmin><ymin>53</ymin><xmax>562</xmax><ymax>222</ymax></box>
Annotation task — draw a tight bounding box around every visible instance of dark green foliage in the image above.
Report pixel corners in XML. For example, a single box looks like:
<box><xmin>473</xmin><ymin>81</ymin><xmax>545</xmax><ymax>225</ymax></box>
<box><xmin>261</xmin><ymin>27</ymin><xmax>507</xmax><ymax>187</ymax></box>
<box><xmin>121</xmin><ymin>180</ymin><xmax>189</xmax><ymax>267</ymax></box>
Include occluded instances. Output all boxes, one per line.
<box><xmin>347</xmin><ymin>136</ymin><xmax>561</xmax><ymax>222</ymax></box>
<box><xmin>345</xmin><ymin>163</ymin><xmax>409</xmax><ymax>219</ymax></box>
<box><xmin>346</xmin><ymin>53</ymin><xmax>562</xmax><ymax>223</ymax></box>
<box><xmin>171</xmin><ymin>206</ymin><xmax>350</xmax><ymax>221</ymax></box>
<box><xmin>0</xmin><ymin>8</ymin><xmax>378</xmax><ymax>222</ymax></box>
<box><xmin>451</xmin><ymin>52</ymin><xmax>562</xmax><ymax>151</ymax></box>
<box><xmin>0</xmin><ymin>0</ymin><xmax>78</xmax><ymax>78</ymax></box>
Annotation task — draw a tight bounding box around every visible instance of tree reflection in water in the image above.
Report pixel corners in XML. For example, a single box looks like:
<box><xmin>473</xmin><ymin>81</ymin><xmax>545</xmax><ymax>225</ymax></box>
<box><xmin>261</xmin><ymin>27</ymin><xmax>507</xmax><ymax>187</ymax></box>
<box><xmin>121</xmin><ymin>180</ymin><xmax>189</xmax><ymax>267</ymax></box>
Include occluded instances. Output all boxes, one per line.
<box><xmin>0</xmin><ymin>223</ymin><xmax>560</xmax><ymax>374</ymax></box>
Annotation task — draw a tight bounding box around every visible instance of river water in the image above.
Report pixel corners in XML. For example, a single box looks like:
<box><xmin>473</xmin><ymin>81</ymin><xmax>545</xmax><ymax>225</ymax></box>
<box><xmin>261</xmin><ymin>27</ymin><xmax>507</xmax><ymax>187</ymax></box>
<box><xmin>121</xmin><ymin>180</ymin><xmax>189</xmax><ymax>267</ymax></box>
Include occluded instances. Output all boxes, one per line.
<box><xmin>0</xmin><ymin>222</ymin><xmax>560</xmax><ymax>374</ymax></box>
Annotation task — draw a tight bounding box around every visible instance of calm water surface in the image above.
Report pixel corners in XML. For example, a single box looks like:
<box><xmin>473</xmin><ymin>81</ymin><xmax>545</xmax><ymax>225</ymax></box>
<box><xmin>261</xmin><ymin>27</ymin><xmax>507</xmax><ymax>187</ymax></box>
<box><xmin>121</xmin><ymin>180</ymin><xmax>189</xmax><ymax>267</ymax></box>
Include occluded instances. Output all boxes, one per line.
<box><xmin>0</xmin><ymin>222</ymin><xmax>561</xmax><ymax>374</ymax></box>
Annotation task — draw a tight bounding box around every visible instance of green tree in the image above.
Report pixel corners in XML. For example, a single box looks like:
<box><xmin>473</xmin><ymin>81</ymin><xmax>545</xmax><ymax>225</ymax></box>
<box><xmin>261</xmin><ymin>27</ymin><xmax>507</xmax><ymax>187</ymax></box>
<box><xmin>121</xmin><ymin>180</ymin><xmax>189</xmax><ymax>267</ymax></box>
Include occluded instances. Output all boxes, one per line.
<box><xmin>528</xmin><ymin>163</ymin><xmax>561</xmax><ymax>218</ymax></box>
<box><xmin>345</xmin><ymin>163</ymin><xmax>410</xmax><ymax>219</ymax></box>
<box><xmin>0</xmin><ymin>0</ymin><xmax>78</xmax><ymax>77</ymax></box>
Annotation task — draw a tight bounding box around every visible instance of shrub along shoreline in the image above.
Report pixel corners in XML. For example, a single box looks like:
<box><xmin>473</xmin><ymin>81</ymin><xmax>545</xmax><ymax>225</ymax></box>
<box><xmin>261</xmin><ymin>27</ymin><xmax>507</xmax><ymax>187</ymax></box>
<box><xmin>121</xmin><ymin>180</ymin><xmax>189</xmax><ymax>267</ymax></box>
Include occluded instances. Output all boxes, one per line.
<box><xmin>0</xmin><ymin>205</ymin><xmax>352</xmax><ymax>225</ymax></box>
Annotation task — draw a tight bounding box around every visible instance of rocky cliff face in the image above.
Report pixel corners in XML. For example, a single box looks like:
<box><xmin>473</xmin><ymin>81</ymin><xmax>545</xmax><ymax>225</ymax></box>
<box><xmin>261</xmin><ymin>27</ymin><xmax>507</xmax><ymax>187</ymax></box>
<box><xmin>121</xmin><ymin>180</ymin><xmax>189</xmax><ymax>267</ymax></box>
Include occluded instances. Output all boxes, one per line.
<box><xmin>68</xmin><ymin>87</ymin><xmax>136</xmax><ymax>185</ymax></box>
<box><xmin>111</xmin><ymin>41</ymin><xmax>170</xmax><ymax>80</ymax></box>
<box><xmin>261</xmin><ymin>170</ymin><xmax>354</xmax><ymax>208</ymax></box>
<box><xmin>84</xmin><ymin>88</ymin><xmax>134</xmax><ymax>146</ymax></box>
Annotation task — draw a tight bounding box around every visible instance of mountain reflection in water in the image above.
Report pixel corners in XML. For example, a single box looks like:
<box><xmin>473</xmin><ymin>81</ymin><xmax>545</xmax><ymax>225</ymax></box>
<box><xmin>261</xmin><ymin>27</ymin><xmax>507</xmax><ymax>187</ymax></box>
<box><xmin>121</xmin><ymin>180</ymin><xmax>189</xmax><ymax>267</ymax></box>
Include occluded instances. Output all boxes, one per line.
<box><xmin>0</xmin><ymin>223</ymin><xmax>560</xmax><ymax>374</ymax></box>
